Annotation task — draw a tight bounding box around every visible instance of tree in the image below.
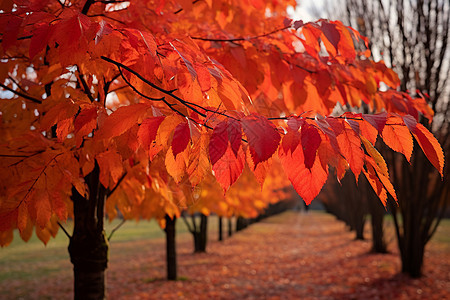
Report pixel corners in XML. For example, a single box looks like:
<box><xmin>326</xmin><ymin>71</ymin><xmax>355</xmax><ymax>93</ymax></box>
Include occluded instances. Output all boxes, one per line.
<box><xmin>0</xmin><ymin>0</ymin><xmax>444</xmax><ymax>298</ymax></box>
<box><xmin>328</xmin><ymin>0</ymin><xmax>449</xmax><ymax>277</ymax></box>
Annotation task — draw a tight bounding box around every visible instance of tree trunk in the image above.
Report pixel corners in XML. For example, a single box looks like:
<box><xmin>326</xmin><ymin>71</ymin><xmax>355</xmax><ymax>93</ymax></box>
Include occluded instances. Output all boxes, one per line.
<box><xmin>400</xmin><ymin>235</ymin><xmax>424</xmax><ymax>278</ymax></box>
<box><xmin>354</xmin><ymin>221</ymin><xmax>365</xmax><ymax>240</ymax></box>
<box><xmin>218</xmin><ymin>217</ymin><xmax>223</xmax><ymax>241</ymax></box>
<box><xmin>69</xmin><ymin>169</ymin><xmax>108</xmax><ymax>300</ymax></box>
<box><xmin>236</xmin><ymin>216</ymin><xmax>247</xmax><ymax>232</ymax></box>
<box><xmin>227</xmin><ymin>217</ymin><xmax>232</xmax><ymax>237</ymax></box>
<box><xmin>193</xmin><ymin>214</ymin><xmax>208</xmax><ymax>252</ymax></box>
<box><xmin>164</xmin><ymin>215</ymin><xmax>177</xmax><ymax>280</ymax></box>
<box><xmin>368</xmin><ymin>192</ymin><xmax>387</xmax><ymax>253</ymax></box>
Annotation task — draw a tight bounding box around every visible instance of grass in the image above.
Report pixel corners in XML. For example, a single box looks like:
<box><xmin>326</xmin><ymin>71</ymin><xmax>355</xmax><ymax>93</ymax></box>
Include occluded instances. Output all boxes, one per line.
<box><xmin>0</xmin><ymin>216</ymin><xmax>220</xmax><ymax>282</ymax></box>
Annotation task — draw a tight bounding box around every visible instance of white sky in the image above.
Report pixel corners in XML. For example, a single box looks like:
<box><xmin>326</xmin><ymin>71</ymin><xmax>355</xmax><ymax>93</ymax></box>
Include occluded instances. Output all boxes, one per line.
<box><xmin>288</xmin><ymin>0</ymin><xmax>327</xmax><ymax>22</ymax></box>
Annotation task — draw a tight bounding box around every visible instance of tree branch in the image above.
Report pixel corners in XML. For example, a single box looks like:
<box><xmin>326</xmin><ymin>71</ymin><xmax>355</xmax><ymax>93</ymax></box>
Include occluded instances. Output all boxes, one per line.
<box><xmin>191</xmin><ymin>25</ymin><xmax>292</xmax><ymax>43</ymax></box>
<box><xmin>0</xmin><ymin>83</ymin><xmax>42</xmax><ymax>104</ymax></box>
<box><xmin>181</xmin><ymin>214</ymin><xmax>194</xmax><ymax>233</ymax></box>
<box><xmin>107</xmin><ymin>219</ymin><xmax>126</xmax><ymax>241</ymax></box>
<box><xmin>57</xmin><ymin>221</ymin><xmax>72</xmax><ymax>239</ymax></box>
<box><xmin>81</xmin><ymin>0</ymin><xmax>95</xmax><ymax>15</ymax></box>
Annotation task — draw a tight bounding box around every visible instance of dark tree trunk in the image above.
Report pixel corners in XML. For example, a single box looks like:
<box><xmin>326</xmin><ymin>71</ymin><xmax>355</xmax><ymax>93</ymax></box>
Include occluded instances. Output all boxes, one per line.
<box><xmin>69</xmin><ymin>164</ymin><xmax>108</xmax><ymax>300</ymax></box>
<box><xmin>400</xmin><ymin>230</ymin><xmax>425</xmax><ymax>278</ymax></box>
<box><xmin>218</xmin><ymin>217</ymin><xmax>223</xmax><ymax>241</ymax></box>
<box><xmin>164</xmin><ymin>215</ymin><xmax>177</xmax><ymax>280</ymax></box>
<box><xmin>354</xmin><ymin>222</ymin><xmax>365</xmax><ymax>240</ymax></box>
<box><xmin>192</xmin><ymin>214</ymin><xmax>208</xmax><ymax>253</ymax></box>
<box><xmin>227</xmin><ymin>217</ymin><xmax>232</xmax><ymax>237</ymax></box>
<box><xmin>236</xmin><ymin>216</ymin><xmax>247</xmax><ymax>231</ymax></box>
<box><xmin>368</xmin><ymin>192</ymin><xmax>387</xmax><ymax>253</ymax></box>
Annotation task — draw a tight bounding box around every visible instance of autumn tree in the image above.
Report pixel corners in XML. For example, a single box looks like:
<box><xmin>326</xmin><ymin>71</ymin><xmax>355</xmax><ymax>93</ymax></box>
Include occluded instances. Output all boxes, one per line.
<box><xmin>0</xmin><ymin>0</ymin><xmax>444</xmax><ymax>299</ymax></box>
<box><xmin>326</xmin><ymin>0</ymin><xmax>449</xmax><ymax>277</ymax></box>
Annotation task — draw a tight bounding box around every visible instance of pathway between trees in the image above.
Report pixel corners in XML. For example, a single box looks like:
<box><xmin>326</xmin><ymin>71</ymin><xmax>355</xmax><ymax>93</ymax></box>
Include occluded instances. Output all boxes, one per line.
<box><xmin>4</xmin><ymin>211</ymin><xmax>450</xmax><ymax>299</ymax></box>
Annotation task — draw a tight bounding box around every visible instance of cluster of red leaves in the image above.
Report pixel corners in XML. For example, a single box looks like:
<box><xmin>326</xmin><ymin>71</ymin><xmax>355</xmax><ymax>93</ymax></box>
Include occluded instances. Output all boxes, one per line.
<box><xmin>1</xmin><ymin>212</ymin><xmax>448</xmax><ymax>299</ymax></box>
<box><xmin>0</xmin><ymin>0</ymin><xmax>445</xmax><ymax>246</ymax></box>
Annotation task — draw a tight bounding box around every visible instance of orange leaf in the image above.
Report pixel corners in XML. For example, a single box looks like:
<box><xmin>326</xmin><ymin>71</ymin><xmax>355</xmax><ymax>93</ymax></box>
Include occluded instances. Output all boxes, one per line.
<box><xmin>165</xmin><ymin>147</ymin><xmax>187</xmax><ymax>183</ymax></box>
<box><xmin>362</xmin><ymin>166</ymin><xmax>387</xmax><ymax>207</ymax></box>
<box><xmin>96</xmin><ymin>103</ymin><xmax>151</xmax><ymax>140</ymax></box>
<box><xmin>336</xmin><ymin>127</ymin><xmax>364</xmax><ymax>177</ymax></box>
<box><xmin>412</xmin><ymin>123</ymin><xmax>444</xmax><ymax>176</ymax></box>
<box><xmin>34</xmin><ymin>192</ymin><xmax>51</xmax><ymax>229</ymax></box>
<box><xmin>365</xmin><ymin>155</ymin><xmax>397</xmax><ymax>202</ymax></box>
<box><xmin>187</xmin><ymin>132</ymin><xmax>210</xmax><ymax>186</ymax></box>
<box><xmin>96</xmin><ymin>150</ymin><xmax>124</xmax><ymax>189</ymax></box>
<box><xmin>381</xmin><ymin>123</ymin><xmax>413</xmax><ymax>162</ymax></box>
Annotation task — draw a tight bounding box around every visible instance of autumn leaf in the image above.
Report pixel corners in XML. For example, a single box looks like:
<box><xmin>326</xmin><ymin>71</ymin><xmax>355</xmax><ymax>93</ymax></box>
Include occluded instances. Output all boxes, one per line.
<box><xmin>301</xmin><ymin>124</ymin><xmax>321</xmax><ymax>169</ymax></box>
<box><xmin>336</xmin><ymin>126</ymin><xmax>364</xmax><ymax>177</ymax></box>
<box><xmin>411</xmin><ymin>123</ymin><xmax>444</xmax><ymax>176</ymax></box>
<box><xmin>209</xmin><ymin>119</ymin><xmax>242</xmax><ymax>165</ymax></box>
<box><xmin>138</xmin><ymin>116</ymin><xmax>165</xmax><ymax>149</ymax></box>
<box><xmin>74</xmin><ymin>107</ymin><xmax>98</xmax><ymax>147</ymax></box>
<box><xmin>279</xmin><ymin>130</ymin><xmax>328</xmax><ymax>204</ymax></box>
<box><xmin>242</xmin><ymin>114</ymin><xmax>280</xmax><ymax>166</ymax></box>
<box><xmin>172</xmin><ymin>121</ymin><xmax>191</xmax><ymax>157</ymax></box>
<box><xmin>96</xmin><ymin>103</ymin><xmax>151</xmax><ymax>140</ymax></box>
<box><xmin>96</xmin><ymin>150</ymin><xmax>124</xmax><ymax>188</ymax></box>
<box><xmin>381</xmin><ymin>121</ymin><xmax>413</xmax><ymax>162</ymax></box>
<box><xmin>212</xmin><ymin>145</ymin><xmax>245</xmax><ymax>192</ymax></box>
<box><xmin>361</xmin><ymin>136</ymin><xmax>388</xmax><ymax>177</ymax></box>
<box><xmin>362</xmin><ymin>112</ymin><xmax>387</xmax><ymax>133</ymax></box>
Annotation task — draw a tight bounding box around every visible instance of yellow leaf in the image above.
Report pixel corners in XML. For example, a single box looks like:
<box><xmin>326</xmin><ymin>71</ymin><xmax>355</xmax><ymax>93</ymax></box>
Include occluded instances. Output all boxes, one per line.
<box><xmin>361</xmin><ymin>136</ymin><xmax>388</xmax><ymax>177</ymax></box>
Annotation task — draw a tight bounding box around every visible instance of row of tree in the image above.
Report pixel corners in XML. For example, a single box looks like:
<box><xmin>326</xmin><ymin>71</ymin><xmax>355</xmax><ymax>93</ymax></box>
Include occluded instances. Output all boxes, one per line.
<box><xmin>320</xmin><ymin>0</ymin><xmax>449</xmax><ymax>278</ymax></box>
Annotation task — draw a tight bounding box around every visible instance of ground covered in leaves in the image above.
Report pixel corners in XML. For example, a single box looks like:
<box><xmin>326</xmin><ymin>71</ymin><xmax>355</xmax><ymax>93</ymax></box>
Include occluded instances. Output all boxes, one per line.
<box><xmin>1</xmin><ymin>211</ymin><xmax>449</xmax><ymax>299</ymax></box>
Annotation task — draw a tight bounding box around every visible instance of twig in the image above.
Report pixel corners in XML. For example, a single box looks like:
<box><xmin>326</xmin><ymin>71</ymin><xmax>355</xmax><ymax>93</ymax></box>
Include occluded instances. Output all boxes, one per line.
<box><xmin>57</xmin><ymin>221</ymin><xmax>72</xmax><ymax>239</ymax></box>
<box><xmin>107</xmin><ymin>219</ymin><xmax>126</xmax><ymax>241</ymax></box>
<box><xmin>191</xmin><ymin>25</ymin><xmax>291</xmax><ymax>43</ymax></box>
<box><xmin>0</xmin><ymin>83</ymin><xmax>42</xmax><ymax>104</ymax></box>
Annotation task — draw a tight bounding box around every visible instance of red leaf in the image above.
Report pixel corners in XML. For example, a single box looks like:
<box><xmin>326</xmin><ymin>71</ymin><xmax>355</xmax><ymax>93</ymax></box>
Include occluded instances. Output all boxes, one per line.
<box><xmin>213</xmin><ymin>146</ymin><xmax>245</xmax><ymax>192</ymax></box>
<box><xmin>74</xmin><ymin>107</ymin><xmax>97</xmax><ymax>147</ymax></box>
<box><xmin>282</xmin><ymin>130</ymin><xmax>301</xmax><ymax>154</ymax></box>
<box><xmin>279</xmin><ymin>133</ymin><xmax>328</xmax><ymax>205</ymax></box>
<box><xmin>321</xmin><ymin>22</ymin><xmax>340</xmax><ymax>52</ymax></box>
<box><xmin>315</xmin><ymin>117</ymin><xmax>340</xmax><ymax>152</ymax></box>
<box><xmin>242</xmin><ymin>114</ymin><xmax>280</xmax><ymax>166</ymax></box>
<box><xmin>172</xmin><ymin>122</ymin><xmax>191</xmax><ymax>157</ymax></box>
<box><xmin>209</xmin><ymin>119</ymin><xmax>242</xmax><ymax>165</ymax></box>
<box><xmin>287</xmin><ymin>117</ymin><xmax>304</xmax><ymax>131</ymax></box>
<box><xmin>1</xmin><ymin>16</ymin><xmax>22</xmax><ymax>51</ymax></box>
<box><xmin>301</xmin><ymin>124</ymin><xmax>321</xmax><ymax>169</ymax></box>
<box><xmin>29</xmin><ymin>23</ymin><xmax>53</xmax><ymax>59</ymax></box>
<box><xmin>51</xmin><ymin>12</ymin><xmax>91</xmax><ymax>53</ymax></box>
<box><xmin>362</xmin><ymin>112</ymin><xmax>387</xmax><ymax>133</ymax></box>
<box><xmin>138</xmin><ymin>116</ymin><xmax>165</xmax><ymax>149</ymax></box>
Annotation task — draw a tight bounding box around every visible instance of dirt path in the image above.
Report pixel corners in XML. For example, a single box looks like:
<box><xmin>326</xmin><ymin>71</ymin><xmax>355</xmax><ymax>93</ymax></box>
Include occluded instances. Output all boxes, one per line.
<box><xmin>5</xmin><ymin>211</ymin><xmax>450</xmax><ymax>299</ymax></box>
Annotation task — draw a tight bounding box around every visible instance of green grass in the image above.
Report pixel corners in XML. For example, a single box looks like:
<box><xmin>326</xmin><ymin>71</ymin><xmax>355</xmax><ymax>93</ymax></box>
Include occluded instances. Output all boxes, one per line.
<box><xmin>0</xmin><ymin>216</ymin><xmax>219</xmax><ymax>283</ymax></box>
